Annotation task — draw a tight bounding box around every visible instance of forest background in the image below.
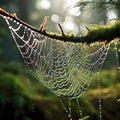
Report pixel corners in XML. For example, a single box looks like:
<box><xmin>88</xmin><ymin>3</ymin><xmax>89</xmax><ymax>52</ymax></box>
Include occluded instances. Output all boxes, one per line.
<box><xmin>0</xmin><ymin>0</ymin><xmax>120</xmax><ymax>120</ymax></box>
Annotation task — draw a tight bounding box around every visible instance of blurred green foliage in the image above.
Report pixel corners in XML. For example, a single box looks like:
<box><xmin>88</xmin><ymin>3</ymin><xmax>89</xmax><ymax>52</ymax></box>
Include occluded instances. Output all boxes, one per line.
<box><xmin>0</xmin><ymin>63</ymin><xmax>64</xmax><ymax>120</ymax></box>
<box><xmin>0</xmin><ymin>0</ymin><xmax>120</xmax><ymax>120</ymax></box>
<box><xmin>0</xmin><ymin>63</ymin><xmax>120</xmax><ymax>120</ymax></box>
<box><xmin>91</xmin><ymin>68</ymin><xmax>120</xmax><ymax>88</ymax></box>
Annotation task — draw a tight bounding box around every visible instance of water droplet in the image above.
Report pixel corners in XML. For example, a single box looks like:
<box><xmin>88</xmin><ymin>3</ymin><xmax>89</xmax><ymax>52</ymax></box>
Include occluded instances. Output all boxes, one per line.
<box><xmin>17</xmin><ymin>22</ymin><xmax>19</xmax><ymax>25</ymax></box>
<box><xmin>10</xmin><ymin>18</ymin><xmax>13</xmax><ymax>21</ymax></box>
<box><xmin>9</xmin><ymin>26</ymin><xmax>12</xmax><ymax>29</ymax></box>
<box><xmin>68</xmin><ymin>114</ymin><xmax>71</xmax><ymax>118</ymax></box>
<box><xmin>20</xmin><ymin>24</ymin><xmax>22</xmax><ymax>27</ymax></box>
<box><xmin>3</xmin><ymin>16</ymin><xmax>6</xmax><ymax>19</ymax></box>
<box><xmin>14</xmin><ymin>20</ymin><xmax>16</xmax><ymax>23</ymax></box>
<box><xmin>7</xmin><ymin>17</ymin><xmax>10</xmax><ymax>19</ymax></box>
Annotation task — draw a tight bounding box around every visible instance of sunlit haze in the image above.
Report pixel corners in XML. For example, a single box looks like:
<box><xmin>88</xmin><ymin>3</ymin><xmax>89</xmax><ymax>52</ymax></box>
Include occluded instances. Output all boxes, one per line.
<box><xmin>107</xmin><ymin>10</ymin><xmax>118</xmax><ymax>21</ymax></box>
<box><xmin>35</xmin><ymin>0</ymin><xmax>80</xmax><ymax>34</ymax></box>
<box><xmin>35</xmin><ymin>0</ymin><xmax>118</xmax><ymax>34</ymax></box>
<box><xmin>36</xmin><ymin>0</ymin><xmax>51</xmax><ymax>10</ymax></box>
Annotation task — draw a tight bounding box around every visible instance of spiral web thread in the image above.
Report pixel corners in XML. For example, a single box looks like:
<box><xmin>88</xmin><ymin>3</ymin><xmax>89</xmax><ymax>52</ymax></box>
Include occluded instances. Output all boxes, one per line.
<box><xmin>3</xmin><ymin>16</ymin><xmax>110</xmax><ymax>100</ymax></box>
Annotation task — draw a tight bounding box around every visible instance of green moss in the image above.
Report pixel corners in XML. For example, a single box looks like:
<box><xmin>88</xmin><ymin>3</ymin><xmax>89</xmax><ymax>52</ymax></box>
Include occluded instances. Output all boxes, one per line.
<box><xmin>0</xmin><ymin>63</ymin><xmax>120</xmax><ymax>120</ymax></box>
<box><xmin>84</xmin><ymin>20</ymin><xmax>120</xmax><ymax>44</ymax></box>
<box><xmin>2</xmin><ymin>8</ymin><xmax>120</xmax><ymax>44</ymax></box>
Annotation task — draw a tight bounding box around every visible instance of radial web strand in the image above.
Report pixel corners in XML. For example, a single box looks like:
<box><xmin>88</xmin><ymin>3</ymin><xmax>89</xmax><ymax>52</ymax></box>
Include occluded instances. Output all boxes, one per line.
<box><xmin>97</xmin><ymin>71</ymin><xmax>102</xmax><ymax>120</ymax></box>
<box><xmin>3</xmin><ymin>16</ymin><xmax>110</xmax><ymax>100</ymax></box>
<box><xmin>115</xmin><ymin>42</ymin><xmax>120</xmax><ymax>72</ymax></box>
<box><xmin>2</xmin><ymin>15</ymin><xmax>111</xmax><ymax>120</ymax></box>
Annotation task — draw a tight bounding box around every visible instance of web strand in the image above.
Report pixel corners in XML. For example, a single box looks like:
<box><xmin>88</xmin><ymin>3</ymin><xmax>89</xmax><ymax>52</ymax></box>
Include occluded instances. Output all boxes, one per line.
<box><xmin>97</xmin><ymin>72</ymin><xmax>102</xmax><ymax>120</ymax></box>
<box><xmin>1</xmin><ymin>15</ymin><xmax>111</xmax><ymax>120</ymax></box>
<box><xmin>115</xmin><ymin>42</ymin><xmax>120</xmax><ymax>71</ymax></box>
<box><xmin>3</xmin><ymin>16</ymin><xmax>109</xmax><ymax>99</ymax></box>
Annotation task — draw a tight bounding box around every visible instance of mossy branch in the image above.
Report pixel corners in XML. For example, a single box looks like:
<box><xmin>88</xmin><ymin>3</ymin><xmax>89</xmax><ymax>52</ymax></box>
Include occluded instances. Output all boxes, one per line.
<box><xmin>0</xmin><ymin>8</ymin><xmax>120</xmax><ymax>45</ymax></box>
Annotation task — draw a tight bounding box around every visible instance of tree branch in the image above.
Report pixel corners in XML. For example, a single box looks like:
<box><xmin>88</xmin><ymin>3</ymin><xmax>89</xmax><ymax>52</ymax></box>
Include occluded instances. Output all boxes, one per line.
<box><xmin>0</xmin><ymin>8</ymin><xmax>120</xmax><ymax>45</ymax></box>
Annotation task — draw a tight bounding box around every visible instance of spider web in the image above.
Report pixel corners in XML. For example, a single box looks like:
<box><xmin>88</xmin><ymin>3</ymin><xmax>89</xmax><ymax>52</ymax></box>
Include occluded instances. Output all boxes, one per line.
<box><xmin>3</xmin><ymin>16</ymin><xmax>109</xmax><ymax>100</ymax></box>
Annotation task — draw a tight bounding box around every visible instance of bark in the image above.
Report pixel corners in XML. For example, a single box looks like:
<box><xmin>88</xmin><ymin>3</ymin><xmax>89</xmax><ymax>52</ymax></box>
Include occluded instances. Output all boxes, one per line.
<box><xmin>0</xmin><ymin>8</ymin><xmax>120</xmax><ymax>45</ymax></box>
